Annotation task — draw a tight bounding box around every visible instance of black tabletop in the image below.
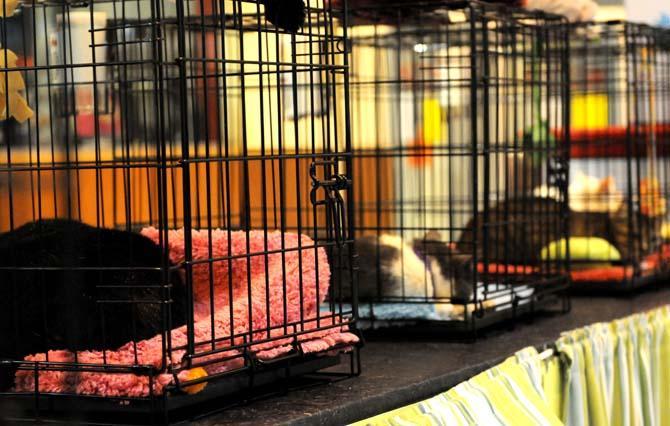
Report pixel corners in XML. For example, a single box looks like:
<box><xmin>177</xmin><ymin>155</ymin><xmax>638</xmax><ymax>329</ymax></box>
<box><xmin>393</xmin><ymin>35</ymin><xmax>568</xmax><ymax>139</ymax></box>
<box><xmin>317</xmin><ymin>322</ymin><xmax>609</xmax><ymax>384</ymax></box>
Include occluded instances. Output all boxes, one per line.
<box><xmin>193</xmin><ymin>286</ymin><xmax>670</xmax><ymax>426</ymax></box>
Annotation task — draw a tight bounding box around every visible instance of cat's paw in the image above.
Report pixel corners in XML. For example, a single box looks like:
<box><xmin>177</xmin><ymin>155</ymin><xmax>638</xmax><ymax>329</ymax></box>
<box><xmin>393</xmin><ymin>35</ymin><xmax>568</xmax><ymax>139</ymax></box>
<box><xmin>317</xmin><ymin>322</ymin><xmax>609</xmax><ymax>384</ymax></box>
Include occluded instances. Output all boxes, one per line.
<box><xmin>434</xmin><ymin>303</ymin><xmax>456</xmax><ymax>319</ymax></box>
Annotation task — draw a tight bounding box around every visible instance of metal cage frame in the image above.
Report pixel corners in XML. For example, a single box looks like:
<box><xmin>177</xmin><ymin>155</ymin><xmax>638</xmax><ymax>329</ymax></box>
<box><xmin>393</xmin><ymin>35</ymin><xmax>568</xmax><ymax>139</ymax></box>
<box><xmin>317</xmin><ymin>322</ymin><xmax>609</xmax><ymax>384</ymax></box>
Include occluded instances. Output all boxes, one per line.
<box><xmin>566</xmin><ymin>21</ymin><xmax>670</xmax><ymax>293</ymax></box>
<box><xmin>0</xmin><ymin>0</ymin><xmax>360</xmax><ymax>423</ymax></box>
<box><xmin>345</xmin><ymin>0</ymin><xmax>572</xmax><ymax>336</ymax></box>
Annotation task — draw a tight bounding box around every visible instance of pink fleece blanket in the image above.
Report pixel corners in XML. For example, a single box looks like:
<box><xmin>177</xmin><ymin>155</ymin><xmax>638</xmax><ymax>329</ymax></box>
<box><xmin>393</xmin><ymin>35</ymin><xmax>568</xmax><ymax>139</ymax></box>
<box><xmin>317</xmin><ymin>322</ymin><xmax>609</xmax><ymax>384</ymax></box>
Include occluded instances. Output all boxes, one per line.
<box><xmin>14</xmin><ymin>228</ymin><xmax>358</xmax><ymax>397</ymax></box>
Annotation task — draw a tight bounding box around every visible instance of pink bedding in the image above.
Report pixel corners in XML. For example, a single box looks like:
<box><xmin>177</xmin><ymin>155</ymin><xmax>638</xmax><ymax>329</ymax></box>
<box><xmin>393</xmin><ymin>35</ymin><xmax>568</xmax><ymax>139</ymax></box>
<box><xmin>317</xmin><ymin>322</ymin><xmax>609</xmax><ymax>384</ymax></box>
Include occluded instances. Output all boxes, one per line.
<box><xmin>13</xmin><ymin>228</ymin><xmax>358</xmax><ymax>397</ymax></box>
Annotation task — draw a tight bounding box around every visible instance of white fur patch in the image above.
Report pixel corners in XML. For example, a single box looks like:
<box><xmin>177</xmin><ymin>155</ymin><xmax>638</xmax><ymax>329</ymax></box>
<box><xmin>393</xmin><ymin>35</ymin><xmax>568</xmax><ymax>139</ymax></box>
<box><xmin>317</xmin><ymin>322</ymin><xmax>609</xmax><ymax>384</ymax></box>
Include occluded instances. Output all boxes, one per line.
<box><xmin>379</xmin><ymin>234</ymin><xmax>434</xmax><ymax>298</ymax></box>
<box><xmin>569</xmin><ymin>171</ymin><xmax>623</xmax><ymax>213</ymax></box>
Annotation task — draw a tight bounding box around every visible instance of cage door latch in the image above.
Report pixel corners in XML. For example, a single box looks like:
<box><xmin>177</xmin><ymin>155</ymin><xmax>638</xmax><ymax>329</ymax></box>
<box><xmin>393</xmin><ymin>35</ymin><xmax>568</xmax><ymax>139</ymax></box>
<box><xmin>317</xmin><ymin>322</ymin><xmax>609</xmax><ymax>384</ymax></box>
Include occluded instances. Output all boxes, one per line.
<box><xmin>309</xmin><ymin>161</ymin><xmax>351</xmax><ymax>247</ymax></box>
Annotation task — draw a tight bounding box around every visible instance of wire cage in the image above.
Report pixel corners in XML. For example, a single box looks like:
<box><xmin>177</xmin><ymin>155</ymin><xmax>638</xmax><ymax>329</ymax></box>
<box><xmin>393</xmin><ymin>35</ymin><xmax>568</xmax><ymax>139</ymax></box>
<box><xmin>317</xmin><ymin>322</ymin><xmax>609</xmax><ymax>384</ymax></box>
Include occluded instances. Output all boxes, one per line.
<box><xmin>0</xmin><ymin>0</ymin><xmax>360</xmax><ymax>422</ymax></box>
<box><xmin>345</xmin><ymin>1</ymin><xmax>571</xmax><ymax>335</ymax></box>
<box><xmin>565</xmin><ymin>22</ymin><xmax>670</xmax><ymax>292</ymax></box>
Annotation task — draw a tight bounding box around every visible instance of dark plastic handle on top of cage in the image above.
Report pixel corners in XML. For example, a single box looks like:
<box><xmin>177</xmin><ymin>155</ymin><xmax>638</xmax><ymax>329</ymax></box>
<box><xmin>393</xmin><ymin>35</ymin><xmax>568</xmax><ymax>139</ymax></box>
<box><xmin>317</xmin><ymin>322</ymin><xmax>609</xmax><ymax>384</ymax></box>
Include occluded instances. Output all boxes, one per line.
<box><xmin>309</xmin><ymin>160</ymin><xmax>351</xmax><ymax>248</ymax></box>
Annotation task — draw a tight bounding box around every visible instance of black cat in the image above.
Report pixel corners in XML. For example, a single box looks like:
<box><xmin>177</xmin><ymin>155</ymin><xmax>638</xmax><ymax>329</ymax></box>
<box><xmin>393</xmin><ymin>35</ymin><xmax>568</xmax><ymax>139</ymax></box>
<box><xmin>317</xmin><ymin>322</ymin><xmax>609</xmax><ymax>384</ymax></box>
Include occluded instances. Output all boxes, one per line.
<box><xmin>0</xmin><ymin>219</ymin><xmax>186</xmax><ymax>390</ymax></box>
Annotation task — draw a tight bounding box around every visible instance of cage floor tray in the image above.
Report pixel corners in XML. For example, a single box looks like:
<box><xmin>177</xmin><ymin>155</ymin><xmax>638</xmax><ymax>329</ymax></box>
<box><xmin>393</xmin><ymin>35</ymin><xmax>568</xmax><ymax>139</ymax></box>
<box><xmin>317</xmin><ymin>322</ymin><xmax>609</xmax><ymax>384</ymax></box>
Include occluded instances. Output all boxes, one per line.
<box><xmin>361</xmin><ymin>293</ymin><xmax>568</xmax><ymax>339</ymax></box>
<box><xmin>570</xmin><ymin>245</ymin><xmax>670</xmax><ymax>293</ymax></box>
<box><xmin>0</xmin><ymin>352</ymin><xmax>348</xmax><ymax>424</ymax></box>
<box><xmin>359</xmin><ymin>280</ymin><xmax>569</xmax><ymax>338</ymax></box>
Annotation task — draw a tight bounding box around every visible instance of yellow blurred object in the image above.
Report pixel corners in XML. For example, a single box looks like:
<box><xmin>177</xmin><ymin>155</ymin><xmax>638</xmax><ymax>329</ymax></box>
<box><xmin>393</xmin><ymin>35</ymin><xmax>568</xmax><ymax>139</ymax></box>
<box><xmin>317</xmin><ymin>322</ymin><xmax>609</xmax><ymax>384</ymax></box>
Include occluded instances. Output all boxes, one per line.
<box><xmin>571</xmin><ymin>93</ymin><xmax>608</xmax><ymax>130</ymax></box>
<box><xmin>422</xmin><ymin>98</ymin><xmax>441</xmax><ymax>146</ymax></box>
<box><xmin>661</xmin><ymin>222</ymin><xmax>670</xmax><ymax>241</ymax></box>
<box><xmin>540</xmin><ymin>237</ymin><xmax>621</xmax><ymax>263</ymax></box>
<box><xmin>181</xmin><ymin>367</ymin><xmax>208</xmax><ymax>395</ymax></box>
<box><xmin>0</xmin><ymin>0</ymin><xmax>20</xmax><ymax>17</ymax></box>
<box><xmin>640</xmin><ymin>177</ymin><xmax>666</xmax><ymax>217</ymax></box>
<box><xmin>0</xmin><ymin>48</ymin><xmax>33</xmax><ymax>123</ymax></box>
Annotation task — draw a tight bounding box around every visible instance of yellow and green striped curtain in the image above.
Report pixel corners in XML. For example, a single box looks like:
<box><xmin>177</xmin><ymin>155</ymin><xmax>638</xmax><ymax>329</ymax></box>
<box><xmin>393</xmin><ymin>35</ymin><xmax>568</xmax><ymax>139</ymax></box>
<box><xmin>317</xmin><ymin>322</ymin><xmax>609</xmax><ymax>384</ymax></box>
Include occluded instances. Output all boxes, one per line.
<box><xmin>352</xmin><ymin>306</ymin><xmax>670</xmax><ymax>426</ymax></box>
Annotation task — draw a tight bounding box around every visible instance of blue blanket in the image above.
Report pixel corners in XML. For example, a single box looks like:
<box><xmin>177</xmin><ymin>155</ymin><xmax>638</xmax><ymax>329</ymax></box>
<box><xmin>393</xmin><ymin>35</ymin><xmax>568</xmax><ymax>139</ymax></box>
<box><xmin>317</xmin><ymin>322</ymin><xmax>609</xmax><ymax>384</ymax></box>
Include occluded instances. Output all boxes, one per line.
<box><xmin>322</xmin><ymin>285</ymin><xmax>534</xmax><ymax>328</ymax></box>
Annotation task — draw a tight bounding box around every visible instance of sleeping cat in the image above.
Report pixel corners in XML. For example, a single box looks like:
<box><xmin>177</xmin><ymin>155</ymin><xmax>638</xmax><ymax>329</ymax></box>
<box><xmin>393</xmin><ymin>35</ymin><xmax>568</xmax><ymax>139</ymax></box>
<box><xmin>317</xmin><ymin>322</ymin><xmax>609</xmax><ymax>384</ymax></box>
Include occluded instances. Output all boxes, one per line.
<box><xmin>457</xmin><ymin>196</ymin><xmax>568</xmax><ymax>265</ymax></box>
<box><xmin>344</xmin><ymin>232</ymin><xmax>474</xmax><ymax>303</ymax></box>
<box><xmin>0</xmin><ymin>219</ymin><xmax>187</xmax><ymax>390</ymax></box>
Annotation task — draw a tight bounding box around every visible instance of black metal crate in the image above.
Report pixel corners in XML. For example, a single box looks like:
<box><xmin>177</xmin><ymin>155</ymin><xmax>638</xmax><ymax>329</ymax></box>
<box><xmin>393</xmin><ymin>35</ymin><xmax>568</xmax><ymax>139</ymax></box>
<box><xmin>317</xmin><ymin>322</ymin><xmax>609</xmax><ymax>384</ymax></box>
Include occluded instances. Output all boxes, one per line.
<box><xmin>344</xmin><ymin>1</ymin><xmax>571</xmax><ymax>335</ymax></box>
<box><xmin>566</xmin><ymin>22</ymin><xmax>670</xmax><ymax>293</ymax></box>
<box><xmin>0</xmin><ymin>0</ymin><xmax>360</xmax><ymax>422</ymax></box>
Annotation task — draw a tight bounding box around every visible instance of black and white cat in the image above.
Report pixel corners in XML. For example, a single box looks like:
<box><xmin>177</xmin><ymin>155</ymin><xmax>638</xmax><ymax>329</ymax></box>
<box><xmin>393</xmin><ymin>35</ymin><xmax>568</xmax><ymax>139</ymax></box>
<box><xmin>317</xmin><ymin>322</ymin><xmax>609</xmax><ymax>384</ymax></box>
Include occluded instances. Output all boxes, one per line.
<box><xmin>354</xmin><ymin>231</ymin><xmax>474</xmax><ymax>303</ymax></box>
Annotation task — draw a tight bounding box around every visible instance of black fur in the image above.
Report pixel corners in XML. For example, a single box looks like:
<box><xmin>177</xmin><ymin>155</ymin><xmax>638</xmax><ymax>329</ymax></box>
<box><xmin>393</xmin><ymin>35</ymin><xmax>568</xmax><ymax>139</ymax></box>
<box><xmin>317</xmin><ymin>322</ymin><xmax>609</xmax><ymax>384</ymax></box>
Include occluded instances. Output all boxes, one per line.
<box><xmin>262</xmin><ymin>0</ymin><xmax>306</xmax><ymax>33</ymax></box>
<box><xmin>457</xmin><ymin>197</ymin><xmax>563</xmax><ymax>265</ymax></box>
<box><xmin>0</xmin><ymin>219</ymin><xmax>186</xmax><ymax>390</ymax></box>
<box><xmin>353</xmin><ymin>235</ymin><xmax>403</xmax><ymax>299</ymax></box>
<box><xmin>412</xmin><ymin>233</ymin><xmax>474</xmax><ymax>303</ymax></box>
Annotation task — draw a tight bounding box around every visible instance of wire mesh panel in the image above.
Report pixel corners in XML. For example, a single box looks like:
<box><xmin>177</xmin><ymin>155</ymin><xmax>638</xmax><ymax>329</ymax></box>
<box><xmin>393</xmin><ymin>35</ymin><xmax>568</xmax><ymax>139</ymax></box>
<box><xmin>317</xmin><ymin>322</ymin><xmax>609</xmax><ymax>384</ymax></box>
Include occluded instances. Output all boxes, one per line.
<box><xmin>567</xmin><ymin>22</ymin><xmax>670</xmax><ymax>292</ymax></box>
<box><xmin>0</xmin><ymin>0</ymin><xmax>359</xmax><ymax>422</ymax></box>
<box><xmin>346</xmin><ymin>1</ymin><xmax>571</xmax><ymax>334</ymax></box>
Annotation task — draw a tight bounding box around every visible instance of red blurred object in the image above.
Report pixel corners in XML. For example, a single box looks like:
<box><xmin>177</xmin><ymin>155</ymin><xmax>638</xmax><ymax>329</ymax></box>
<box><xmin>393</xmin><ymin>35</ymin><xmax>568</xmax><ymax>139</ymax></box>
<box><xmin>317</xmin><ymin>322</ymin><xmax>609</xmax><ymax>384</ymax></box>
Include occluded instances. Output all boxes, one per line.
<box><xmin>75</xmin><ymin>113</ymin><xmax>119</xmax><ymax>139</ymax></box>
<box><xmin>407</xmin><ymin>133</ymin><xmax>433</xmax><ymax>168</ymax></box>
<box><xmin>15</xmin><ymin>55</ymin><xmax>33</xmax><ymax>67</ymax></box>
<box><xmin>570</xmin><ymin>266</ymin><xmax>632</xmax><ymax>282</ymax></box>
<box><xmin>559</xmin><ymin>124</ymin><xmax>670</xmax><ymax>158</ymax></box>
<box><xmin>642</xmin><ymin>244</ymin><xmax>670</xmax><ymax>272</ymax></box>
